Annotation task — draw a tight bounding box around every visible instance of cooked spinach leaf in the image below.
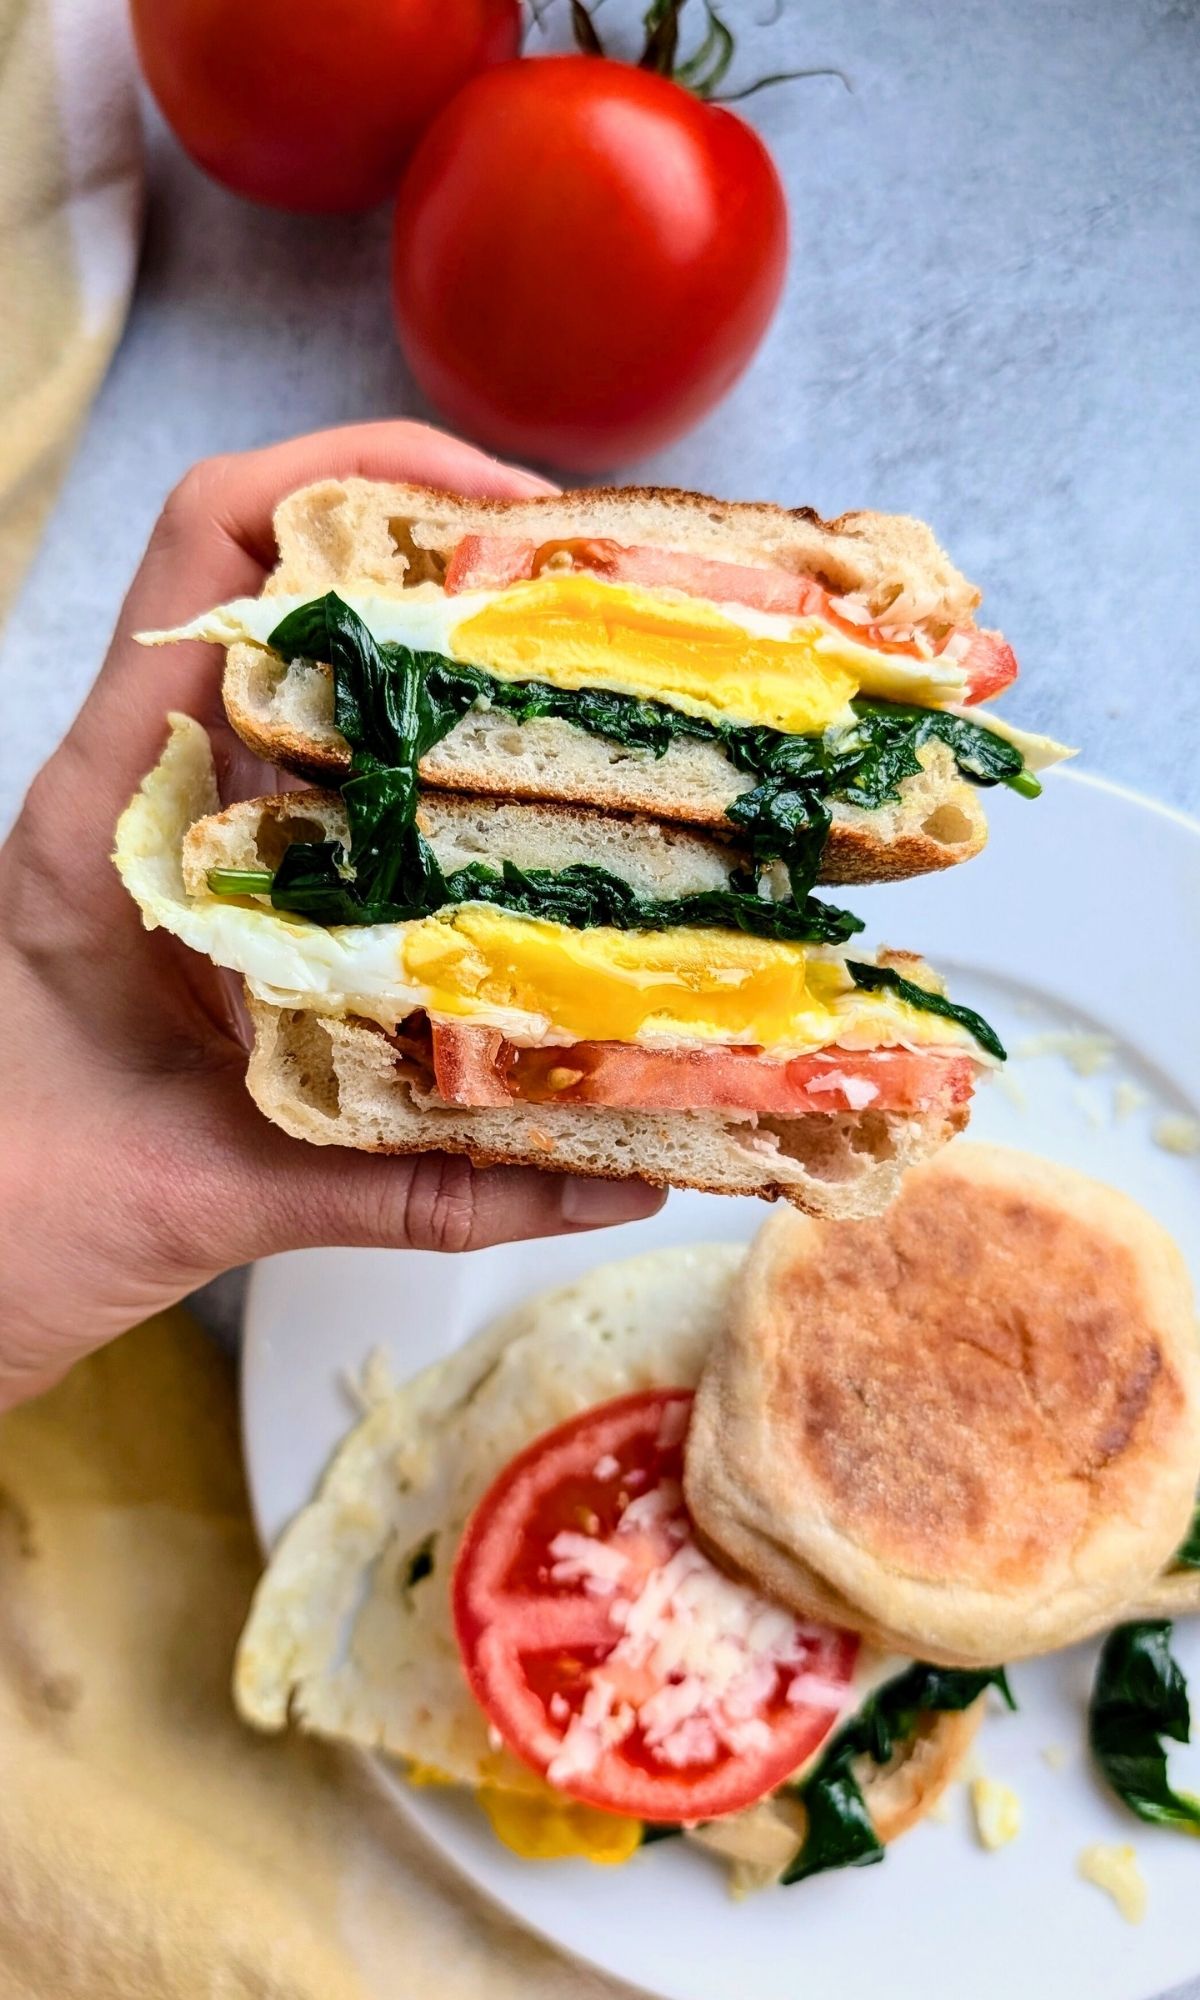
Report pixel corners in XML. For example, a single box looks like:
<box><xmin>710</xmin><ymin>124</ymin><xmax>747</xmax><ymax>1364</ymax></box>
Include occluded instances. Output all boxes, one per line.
<box><xmin>781</xmin><ymin>1663</ymin><xmax>1014</xmax><ymax>1886</ymax></box>
<box><xmin>268</xmin><ymin>590</ymin><xmax>1034</xmax><ymax>911</ymax></box>
<box><xmin>1173</xmin><ymin>1502</ymin><xmax>1200</xmax><ymax>1570</ymax></box>
<box><xmin>1089</xmin><ymin>1622</ymin><xmax>1200</xmax><ymax>1833</ymax></box>
<box><xmin>845</xmin><ymin>959</ymin><xmax>1007</xmax><ymax>1063</ymax></box>
<box><xmin>260</xmin><ymin>594</ymin><xmax>1009</xmax><ymax>1047</ymax></box>
<box><xmin>267</xmin><ymin>595</ymin><xmax>862</xmax><ymax>945</ymax></box>
<box><xmin>637</xmin><ymin>1821</ymin><xmax>683</xmax><ymax>1846</ymax></box>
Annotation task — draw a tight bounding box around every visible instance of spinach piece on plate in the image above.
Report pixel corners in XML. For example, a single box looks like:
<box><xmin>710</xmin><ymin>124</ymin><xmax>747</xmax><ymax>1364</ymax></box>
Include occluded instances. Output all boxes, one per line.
<box><xmin>1089</xmin><ymin>1622</ymin><xmax>1200</xmax><ymax>1833</ymax></box>
<box><xmin>781</xmin><ymin>1663</ymin><xmax>1015</xmax><ymax>1886</ymax></box>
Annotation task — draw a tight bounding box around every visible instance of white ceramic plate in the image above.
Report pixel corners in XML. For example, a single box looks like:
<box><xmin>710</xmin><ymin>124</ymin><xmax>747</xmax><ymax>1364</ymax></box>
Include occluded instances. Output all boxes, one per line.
<box><xmin>244</xmin><ymin>769</ymin><xmax>1200</xmax><ymax>2000</ymax></box>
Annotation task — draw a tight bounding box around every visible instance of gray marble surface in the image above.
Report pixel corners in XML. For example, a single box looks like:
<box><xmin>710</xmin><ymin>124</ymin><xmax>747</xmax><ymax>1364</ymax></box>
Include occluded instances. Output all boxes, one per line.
<box><xmin>2</xmin><ymin>0</ymin><xmax>1197</xmax><ymax>828</ymax></box>
<box><xmin>1</xmin><ymin>6</ymin><xmax>1197</xmax><ymax>1986</ymax></box>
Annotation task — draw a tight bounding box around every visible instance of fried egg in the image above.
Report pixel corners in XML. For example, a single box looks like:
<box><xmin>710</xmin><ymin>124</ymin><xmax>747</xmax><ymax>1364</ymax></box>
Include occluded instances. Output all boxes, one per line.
<box><xmin>141</xmin><ymin>568</ymin><xmax>975</xmax><ymax>731</ymax></box>
<box><xmin>114</xmin><ymin>715</ymin><xmax>991</xmax><ymax>1061</ymax></box>
<box><xmin>232</xmin><ymin>1241</ymin><xmax>908</xmax><ymax>1869</ymax></box>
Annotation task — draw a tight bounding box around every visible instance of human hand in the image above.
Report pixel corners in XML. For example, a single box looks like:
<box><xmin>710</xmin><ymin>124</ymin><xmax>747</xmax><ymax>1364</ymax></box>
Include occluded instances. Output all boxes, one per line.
<box><xmin>0</xmin><ymin>423</ymin><xmax>663</xmax><ymax>1412</ymax></box>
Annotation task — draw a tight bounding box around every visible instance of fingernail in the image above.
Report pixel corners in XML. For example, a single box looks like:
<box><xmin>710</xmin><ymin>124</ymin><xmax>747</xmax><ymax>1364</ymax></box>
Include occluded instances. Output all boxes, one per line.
<box><xmin>559</xmin><ymin>1176</ymin><xmax>665</xmax><ymax>1227</ymax></box>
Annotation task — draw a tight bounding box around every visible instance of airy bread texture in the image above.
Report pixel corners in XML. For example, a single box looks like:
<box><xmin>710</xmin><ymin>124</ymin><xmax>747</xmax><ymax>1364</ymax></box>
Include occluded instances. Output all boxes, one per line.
<box><xmin>182</xmin><ymin>788</ymin><xmax>741</xmax><ymax>902</ymax></box>
<box><xmin>684</xmin><ymin>1144</ymin><xmax>1200</xmax><ymax>1664</ymax></box>
<box><xmin>221</xmin><ymin>477</ymin><xmax>989</xmax><ymax>883</ymax></box>
<box><xmin>244</xmin><ymin>998</ymin><xmax>969</xmax><ymax>1220</ymax></box>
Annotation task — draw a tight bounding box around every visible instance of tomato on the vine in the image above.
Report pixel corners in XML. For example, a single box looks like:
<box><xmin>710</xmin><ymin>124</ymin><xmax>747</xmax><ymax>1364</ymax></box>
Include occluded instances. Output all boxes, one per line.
<box><xmin>131</xmin><ymin>0</ymin><xmax>521</xmax><ymax>214</ymax></box>
<box><xmin>392</xmin><ymin>50</ymin><xmax>790</xmax><ymax>467</ymax></box>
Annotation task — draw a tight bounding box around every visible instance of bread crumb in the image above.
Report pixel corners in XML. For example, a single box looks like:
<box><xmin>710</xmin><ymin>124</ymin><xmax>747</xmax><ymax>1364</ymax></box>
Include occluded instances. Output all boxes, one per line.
<box><xmin>1113</xmin><ymin>1080</ymin><xmax>1148</xmax><ymax>1121</ymax></box>
<box><xmin>1153</xmin><ymin>1115</ymin><xmax>1200</xmax><ymax>1157</ymax></box>
<box><xmin>1015</xmin><ymin>1029</ymin><xmax>1116</xmax><ymax>1076</ymax></box>
<box><xmin>1040</xmin><ymin>1744</ymin><xmax>1069</xmax><ymax>1771</ymax></box>
<box><xmin>1078</xmin><ymin>1843</ymin><xmax>1146</xmax><ymax>1923</ymax></box>
<box><xmin>971</xmin><ymin>1777</ymin><xmax>1021</xmax><ymax>1850</ymax></box>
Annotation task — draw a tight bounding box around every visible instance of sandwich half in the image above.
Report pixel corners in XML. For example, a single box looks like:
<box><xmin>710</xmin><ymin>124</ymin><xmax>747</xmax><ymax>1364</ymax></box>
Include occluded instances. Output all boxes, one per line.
<box><xmin>114</xmin><ymin>713</ymin><xmax>1003</xmax><ymax>1217</ymax></box>
<box><xmin>143</xmin><ymin>479</ymin><xmax>1073</xmax><ymax>896</ymax></box>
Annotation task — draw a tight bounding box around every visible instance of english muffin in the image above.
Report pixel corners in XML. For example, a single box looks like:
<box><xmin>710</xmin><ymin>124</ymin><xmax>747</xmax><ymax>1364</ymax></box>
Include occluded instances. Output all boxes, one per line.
<box><xmin>684</xmin><ymin>1144</ymin><xmax>1200</xmax><ymax>1666</ymax></box>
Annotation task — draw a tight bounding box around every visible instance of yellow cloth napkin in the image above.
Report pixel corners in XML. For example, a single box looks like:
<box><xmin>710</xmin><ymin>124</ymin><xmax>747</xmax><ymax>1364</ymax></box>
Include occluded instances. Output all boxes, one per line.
<box><xmin>0</xmin><ymin>1310</ymin><xmax>633</xmax><ymax>2000</ymax></box>
<box><xmin>0</xmin><ymin>0</ymin><xmax>142</xmax><ymax>623</ymax></box>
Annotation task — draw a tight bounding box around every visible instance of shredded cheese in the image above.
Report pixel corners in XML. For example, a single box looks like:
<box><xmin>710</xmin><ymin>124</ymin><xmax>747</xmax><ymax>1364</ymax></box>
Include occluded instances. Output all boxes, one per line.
<box><xmin>971</xmin><ymin>1776</ymin><xmax>1021</xmax><ymax>1850</ymax></box>
<box><xmin>543</xmin><ymin>1479</ymin><xmax>848</xmax><ymax>1786</ymax></box>
<box><xmin>1078</xmin><ymin>1843</ymin><xmax>1147</xmax><ymax>1923</ymax></box>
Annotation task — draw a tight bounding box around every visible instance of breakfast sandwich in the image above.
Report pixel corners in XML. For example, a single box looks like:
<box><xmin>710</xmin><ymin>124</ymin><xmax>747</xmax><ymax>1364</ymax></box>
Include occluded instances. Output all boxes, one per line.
<box><xmin>235</xmin><ymin>1244</ymin><xmax>1004</xmax><ymax>1892</ymax></box>
<box><xmin>685</xmin><ymin>1145</ymin><xmax>1200</xmax><ymax>1665</ymax></box>
<box><xmin>146</xmin><ymin>478</ymin><xmax>1072</xmax><ymax>890</ymax></box>
<box><xmin>114</xmin><ymin>711</ymin><xmax>1003</xmax><ymax>1215</ymax></box>
<box><xmin>232</xmin><ymin>1164</ymin><xmax>1200</xmax><ymax>1896</ymax></box>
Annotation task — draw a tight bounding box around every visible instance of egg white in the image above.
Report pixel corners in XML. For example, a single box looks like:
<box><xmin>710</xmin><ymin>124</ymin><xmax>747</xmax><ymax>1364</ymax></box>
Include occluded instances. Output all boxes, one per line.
<box><xmin>138</xmin><ymin>577</ymin><xmax>971</xmax><ymax>717</ymax></box>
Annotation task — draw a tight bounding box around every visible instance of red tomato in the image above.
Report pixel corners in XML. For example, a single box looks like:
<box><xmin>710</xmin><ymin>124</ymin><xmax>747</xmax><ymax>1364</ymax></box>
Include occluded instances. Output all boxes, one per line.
<box><xmin>453</xmin><ymin>1389</ymin><xmax>857</xmax><ymax>1821</ymax></box>
<box><xmin>131</xmin><ymin>0</ymin><xmax>521</xmax><ymax>214</ymax></box>
<box><xmin>431</xmin><ymin>1023</ymin><xmax>977</xmax><ymax>1116</ymax></box>
<box><xmin>958</xmin><ymin>629</ymin><xmax>1020</xmax><ymax>703</ymax></box>
<box><xmin>392</xmin><ymin>58</ymin><xmax>789</xmax><ymax>468</ymax></box>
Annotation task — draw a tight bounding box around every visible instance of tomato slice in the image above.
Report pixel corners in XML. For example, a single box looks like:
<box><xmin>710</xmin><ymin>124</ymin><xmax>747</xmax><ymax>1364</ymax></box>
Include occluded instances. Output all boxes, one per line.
<box><xmin>957</xmin><ymin>627</ymin><xmax>1019</xmax><ymax>704</ymax></box>
<box><xmin>440</xmin><ymin>531</ymin><xmax>1019</xmax><ymax>689</ymax></box>
<box><xmin>453</xmin><ymin>1390</ymin><xmax>858</xmax><ymax>1822</ymax></box>
<box><xmin>431</xmin><ymin>1022</ymin><xmax>976</xmax><ymax>1117</ymax></box>
<box><xmin>443</xmin><ymin>533</ymin><xmax>538</xmax><ymax>594</ymax></box>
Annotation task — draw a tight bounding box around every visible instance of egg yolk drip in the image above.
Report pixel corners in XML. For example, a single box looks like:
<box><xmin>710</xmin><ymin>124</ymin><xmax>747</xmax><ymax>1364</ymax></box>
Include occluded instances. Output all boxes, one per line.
<box><xmin>478</xmin><ymin>1787</ymin><xmax>643</xmax><ymax>1865</ymax></box>
<box><xmin>448</xmin><ymin>573</ymin><xmax>860</xmax><ymax>736</ymax></box>
<box><xmin>399</xmin><ymin>907</ymin><xmax>961</xmax><ymax>1055</ymax></box>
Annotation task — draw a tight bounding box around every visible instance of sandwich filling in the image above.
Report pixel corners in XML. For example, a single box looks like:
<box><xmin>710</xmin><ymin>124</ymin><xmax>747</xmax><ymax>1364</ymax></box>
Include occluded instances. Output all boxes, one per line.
<box><xmin>125</xmin><ymin>545</ymin><xmax>1040</xmax><ymax>1119</ymax></box>
<box><xmin>144</xmin><ymin>547</ymin><xmax>1072</xmax><ymax>910</ymax></box>
<box><xmin>115</xmin><ymin>712</ymin><xmax>1004</xmax><ymax>1112</ymax></box>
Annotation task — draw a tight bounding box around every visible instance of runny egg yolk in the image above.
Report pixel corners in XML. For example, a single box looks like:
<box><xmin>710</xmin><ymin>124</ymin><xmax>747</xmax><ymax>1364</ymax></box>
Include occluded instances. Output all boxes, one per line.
<box><xmin>398</xmin><ymin>907</ymin><xmax>961</xmax><ymax>1055</ymax></box>
<box><xmin>477</xmin><ymin>1785</ymin><xmax>643</xmax><ymax>1865</ymax></box>
<box><xmin>447</xmin><ymin>573</ymin><xmax>860</xmax><ymax>736</ymax></box>
<box><xmin>401</xmin><ymin>907</ymin><xmax>852</xmax><ymax>1047</ymax></box>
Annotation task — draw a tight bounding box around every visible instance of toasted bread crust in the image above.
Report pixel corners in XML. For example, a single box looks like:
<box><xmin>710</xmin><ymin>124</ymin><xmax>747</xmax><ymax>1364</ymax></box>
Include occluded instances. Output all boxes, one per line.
<box><xmin>266</xmin><ymin>477</ymin><xmax>982</xmax><ymax>625</ymax></box>
<box><xmin>688</xmin><ymin>1697</ymin><xmax>983</xmax><ymax>1888</ymax></box>
<box><xmin>243</xmin><ymin>999</ymin><xmax>970</xmax><ymax>1221</ymax></box>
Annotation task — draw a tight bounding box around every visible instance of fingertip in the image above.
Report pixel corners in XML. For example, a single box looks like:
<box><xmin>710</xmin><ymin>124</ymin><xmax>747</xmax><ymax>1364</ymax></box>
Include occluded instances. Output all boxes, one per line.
<box><xmin>558</xmin><ymin>1177</ymin><xmax>667</xmax><ymax>1229</ymax></box>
